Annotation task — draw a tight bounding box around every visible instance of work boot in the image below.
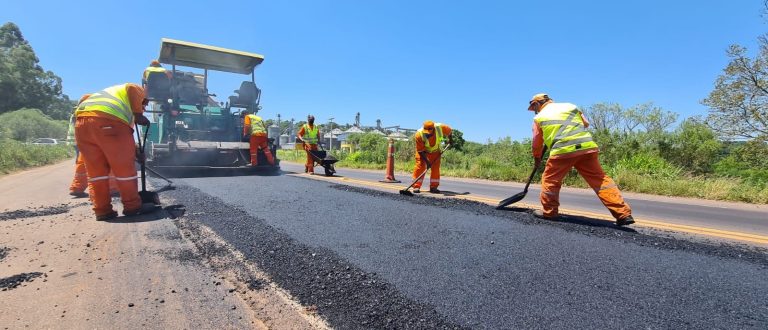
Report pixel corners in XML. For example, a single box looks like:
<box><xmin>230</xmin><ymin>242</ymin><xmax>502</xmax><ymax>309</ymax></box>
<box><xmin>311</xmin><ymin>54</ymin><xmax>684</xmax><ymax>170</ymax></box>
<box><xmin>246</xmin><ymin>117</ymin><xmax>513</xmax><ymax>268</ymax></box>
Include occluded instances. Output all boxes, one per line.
<box><xmin>124</xmin><ymin>203</ymin><xmax>160</xmax><ymax>217</ymax></box>
<box><xmin>413</xmin><ymin>188</ymin><xmax>421</xmax><ymax>194</ymax></box>
<box><xmin>616</xmin><ymin>215</ymin><xmax>636</xmax><ymax>226</ymax></box>
<box><xmin>95</xmin><ymin>211</ymin><xmax>118</xmax><ymax>221</ymax></box>
<box><xmin>533</xmin><ymin>210</ymin><xmax>558</xmax><ymax>220</ymax></box>
<box><xmin>69</xmin><ymin>191</ymin><xmax>88</xmax><ymax>198</ymax></box>
<box><xmin>429</xmin><ymin>188</ymin><xmax>441</xmax><ymax>194</ymax></box>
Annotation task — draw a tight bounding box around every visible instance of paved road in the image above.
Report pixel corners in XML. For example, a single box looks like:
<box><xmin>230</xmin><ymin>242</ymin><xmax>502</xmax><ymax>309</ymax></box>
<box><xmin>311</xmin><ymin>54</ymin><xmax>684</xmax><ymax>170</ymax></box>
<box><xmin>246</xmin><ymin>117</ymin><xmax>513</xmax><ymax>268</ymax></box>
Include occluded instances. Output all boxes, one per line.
<box><xmin>164</xmin><ymin>173</ymin><xmax>768</xmax><ymax>329</ymax></box>
<box><xmin>281</xmin><ymin>161</ymin><xmax>768</xmax><ymax>244</ymax></box>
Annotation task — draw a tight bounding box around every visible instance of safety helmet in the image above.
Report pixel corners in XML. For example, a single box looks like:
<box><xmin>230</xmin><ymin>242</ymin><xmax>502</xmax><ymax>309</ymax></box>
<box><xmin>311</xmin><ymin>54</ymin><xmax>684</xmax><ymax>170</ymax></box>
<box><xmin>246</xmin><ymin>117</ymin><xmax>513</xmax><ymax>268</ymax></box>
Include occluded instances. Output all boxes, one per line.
<box><xmin>423</xmin><ymin>120</ymin><xmax>435</xmax><ymax>130</ymax></box>
<box><xmin>528</xmin><ymin>93</ymin><xmax>551</xmax><ymax>111</ymax></box>
<box><xmin>150</xmin><ymin>60</ymin><xmax>161</xmax><ymax>67</ymax></box>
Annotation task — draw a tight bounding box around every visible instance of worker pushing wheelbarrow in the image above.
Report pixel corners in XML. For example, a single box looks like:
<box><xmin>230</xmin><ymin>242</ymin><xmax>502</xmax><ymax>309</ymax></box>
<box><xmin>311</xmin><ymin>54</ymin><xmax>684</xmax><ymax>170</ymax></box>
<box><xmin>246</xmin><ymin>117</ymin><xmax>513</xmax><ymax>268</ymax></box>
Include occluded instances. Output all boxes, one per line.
<box><xmin>308</xmin><ymin>144</ymin><xmax>338</xmax><ymax>177</ymax></box>
<box><xmin>297</xmin><ymin>115</ymin><xmax>337</xmax><ymax>176</ymax></box>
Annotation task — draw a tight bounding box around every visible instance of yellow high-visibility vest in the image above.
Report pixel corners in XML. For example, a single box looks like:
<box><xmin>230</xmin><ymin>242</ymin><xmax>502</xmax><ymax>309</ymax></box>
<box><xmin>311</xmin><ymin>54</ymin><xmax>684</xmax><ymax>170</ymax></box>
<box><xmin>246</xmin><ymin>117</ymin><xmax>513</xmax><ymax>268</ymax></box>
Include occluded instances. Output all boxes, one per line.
<box><xmin>75</xmin><ymin>84</ymin><xmax>134</xmax><ymax>125</ymax></box>
<box><xmin>247</xmin><ymin>114</ymin><xmax>266</xmax><ymax>135</ymax></box>
<box><xmin>416</xmin><ymin>123</ymin><xmax>444</xmax><ymax>153</ymax></box>
<box><xmin>303</xmin><ymin>124</ymin><xmax>318</xmax><ymax>144</ymax></box>
<box><xmin>143</xmin><ymin>66</ymin><xmax>166</xmax><ymax>81</ymax></box>
<box><xmin>534</xmin><ymin>103</ymin><xmax>598</xmax><ymax>156</ymax></box>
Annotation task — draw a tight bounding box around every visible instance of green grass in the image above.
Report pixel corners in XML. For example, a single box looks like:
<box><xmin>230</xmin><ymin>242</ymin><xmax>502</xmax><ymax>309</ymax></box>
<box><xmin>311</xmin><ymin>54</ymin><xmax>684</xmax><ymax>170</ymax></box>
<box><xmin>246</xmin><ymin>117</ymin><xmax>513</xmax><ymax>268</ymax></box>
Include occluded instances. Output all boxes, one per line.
<box><xmin>277</xmin><ymin>148</ymin><xmax>768</xmax><ymax>204</ymax></box>
<box><xmin>0</xmin><ymin>139</ymin><xmax>74</xmax><ymax>174</ymax></box>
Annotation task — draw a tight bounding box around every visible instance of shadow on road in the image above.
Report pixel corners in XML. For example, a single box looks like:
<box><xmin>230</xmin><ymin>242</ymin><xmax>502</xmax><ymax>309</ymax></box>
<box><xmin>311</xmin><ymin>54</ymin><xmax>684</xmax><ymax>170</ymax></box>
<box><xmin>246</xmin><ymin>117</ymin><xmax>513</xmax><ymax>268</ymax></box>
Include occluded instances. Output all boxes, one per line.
<box><xmin>436</xmin><ymin>190</ymin><xmax>470</xmax><ymax>196</ymax></box>
<box><xmin>103</xmin><ymin>204</ymin><xmax>187</xmax><ymax>224</ymax></box>
<box><xmin>498</xmin><ymin>207</ymin><xmax>637</xmax><ymax>232</ymax></box>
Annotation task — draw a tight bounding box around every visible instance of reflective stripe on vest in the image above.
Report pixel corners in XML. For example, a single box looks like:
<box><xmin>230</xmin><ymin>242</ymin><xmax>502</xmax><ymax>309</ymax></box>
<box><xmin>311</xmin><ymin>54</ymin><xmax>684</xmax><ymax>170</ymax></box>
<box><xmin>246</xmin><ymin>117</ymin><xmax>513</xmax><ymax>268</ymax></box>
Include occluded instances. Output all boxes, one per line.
<box><xmin>303</xmin><ymin>124</ymin><xmax>318</xmax><ymax>144</ymax></box>
<box><xmin>247</xmin><ymin>114</ymin><xmax>266</xmax><ymax>135</ymax></box>
<box><xmin>76</xmin><ymin>84</ymin><xmax>133</xmax><ymax>125</ymax></box>
<box><xmin>534</xmin><ymin>103</ymin><xmax>598</xmax><ymax>156</ymax></box>
<box><xmin>143</xmin><ymin>66</ymin><xmax>166</xmax><ymax>81</ymax></box>
<box><xmin>416</xmin><ymin>123</ymin><xmax>444</xmax><ymax>153</ymax></box>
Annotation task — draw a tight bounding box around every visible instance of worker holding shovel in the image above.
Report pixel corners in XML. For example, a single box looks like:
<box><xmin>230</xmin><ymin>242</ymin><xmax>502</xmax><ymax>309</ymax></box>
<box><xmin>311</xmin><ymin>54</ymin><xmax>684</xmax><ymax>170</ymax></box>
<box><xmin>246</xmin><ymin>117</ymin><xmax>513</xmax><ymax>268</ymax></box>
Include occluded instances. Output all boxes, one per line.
<box><xmin>74</xmin><ymin>83</ymin><xmax>153</xmax><ymax>221</ymax></box>
<box><xmin>528</xmin><ymin>93</ymin><xmax>634</xmax><ymax>226</ymax></box>
<box><xmin>411</xmin><ymin>120</ymin><xmax>453</xmax><ymax>194</ymax></box>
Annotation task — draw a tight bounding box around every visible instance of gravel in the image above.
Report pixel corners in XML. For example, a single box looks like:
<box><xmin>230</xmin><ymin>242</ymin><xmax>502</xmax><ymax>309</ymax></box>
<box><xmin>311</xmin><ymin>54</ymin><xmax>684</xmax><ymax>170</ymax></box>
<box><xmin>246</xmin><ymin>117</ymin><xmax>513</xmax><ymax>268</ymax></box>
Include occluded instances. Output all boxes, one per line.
<box><xmin>0</xmin><ymin>272</ymin><xmax>44</xmax><ymax>291</ymax></box>
<box><xmin>0</xmin><ymin>203</ymin><xmax>86</xmax><ymax>221</ymax></box>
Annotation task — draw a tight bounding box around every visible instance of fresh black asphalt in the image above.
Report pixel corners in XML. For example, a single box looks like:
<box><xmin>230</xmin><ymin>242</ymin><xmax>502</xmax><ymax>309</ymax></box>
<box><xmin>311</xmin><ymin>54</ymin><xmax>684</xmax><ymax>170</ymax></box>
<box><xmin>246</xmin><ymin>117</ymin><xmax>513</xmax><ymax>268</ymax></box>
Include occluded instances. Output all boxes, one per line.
<box><xmin>162</xmin><ymin>173</ymin><xmax>768</xmax><ymax>329</ymax></box>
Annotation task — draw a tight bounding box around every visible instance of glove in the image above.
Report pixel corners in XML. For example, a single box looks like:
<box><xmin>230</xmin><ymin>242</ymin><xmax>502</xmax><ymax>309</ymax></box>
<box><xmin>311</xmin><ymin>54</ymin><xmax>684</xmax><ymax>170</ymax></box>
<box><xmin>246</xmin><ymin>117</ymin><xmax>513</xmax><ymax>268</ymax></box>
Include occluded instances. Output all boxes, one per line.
<box><xmin>135</xmin><ymin>114</ymin><xmax>150</xmax><ymax>126</ymax></box>
<box><xmin>304</xmin><ymin>144</ymin><xmax>311</xmax><ymax>151</ymax></box>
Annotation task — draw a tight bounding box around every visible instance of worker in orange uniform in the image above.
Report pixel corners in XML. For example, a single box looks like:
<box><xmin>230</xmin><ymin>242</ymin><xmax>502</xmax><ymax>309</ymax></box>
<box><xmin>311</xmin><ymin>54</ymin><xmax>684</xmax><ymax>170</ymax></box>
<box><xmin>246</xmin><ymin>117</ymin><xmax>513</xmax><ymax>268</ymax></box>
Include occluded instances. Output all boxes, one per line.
<box><xmin>142</xmin><ymin>60</ymin><xmax>171</xmax><ymax>89</ymax></box>
<box><xmin>297</xmin><ymin>115</ymin><xmax>321</xmax><ymax>174</ymax></box>
<box><xmin>528</xmin><ymin>93</ymin><xmax>634</xmax><ymax>226</ymax></box>
<box><xmin>75</xmin><ymin>83</ymin><xmax>152</xmax><ymax>221</ymax></box>
<box><xmin>242</xmin><ymin>110</ymin><xmax>274</xmax><ymax>166</ymax></box>
<box><xmin>68</xmin><ymin>94</ymin><xmax>119</xmax><ymax>198</ymax></box>
<box><xmin>412</xmin><ymin>120</ymin><xmax>453</xmax><ymax>193</ymax></box>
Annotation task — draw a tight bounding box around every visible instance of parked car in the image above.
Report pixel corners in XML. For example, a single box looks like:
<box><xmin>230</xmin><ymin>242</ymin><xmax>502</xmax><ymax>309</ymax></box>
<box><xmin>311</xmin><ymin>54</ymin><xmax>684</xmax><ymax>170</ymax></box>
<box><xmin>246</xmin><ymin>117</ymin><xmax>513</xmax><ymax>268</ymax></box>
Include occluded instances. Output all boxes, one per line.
<box><xmin>31</xmin><ymin>138</ymin><xmax>59</xmax><ymax>145</ymax></box>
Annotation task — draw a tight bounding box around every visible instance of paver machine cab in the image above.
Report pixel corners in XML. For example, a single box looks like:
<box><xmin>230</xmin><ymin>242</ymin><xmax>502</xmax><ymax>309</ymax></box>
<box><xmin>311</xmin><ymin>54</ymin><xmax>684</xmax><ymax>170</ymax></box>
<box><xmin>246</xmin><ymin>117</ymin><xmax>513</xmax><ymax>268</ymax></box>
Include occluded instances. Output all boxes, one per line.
<box><xmin>144</xmin><ymin>38</ymin><xmax>279</xmax><ymax>176</ymax></box>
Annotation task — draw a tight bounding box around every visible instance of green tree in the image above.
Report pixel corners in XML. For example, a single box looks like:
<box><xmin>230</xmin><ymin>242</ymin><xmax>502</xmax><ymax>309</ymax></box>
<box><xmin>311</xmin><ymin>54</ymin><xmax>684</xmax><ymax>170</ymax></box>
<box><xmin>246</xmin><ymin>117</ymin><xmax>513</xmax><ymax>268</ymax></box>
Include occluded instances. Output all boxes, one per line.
<box><xmin>658</xmin><ymin>118</ymin><xmax>722</xmax><ymax>174</ymax></box>
<box><xmin>0</xmin><ymin>22</ymin><xmax>72</xmax><ymax>119</ymax></box>
<box><xmin>449</xmin><ymin>129</ymin><xmax>466</xmax><ymax>151</ymax></box>
<box><xmin>702</xmin><ymin>35</ymin><xmax>768</xmax><ymax>141</ymax></box>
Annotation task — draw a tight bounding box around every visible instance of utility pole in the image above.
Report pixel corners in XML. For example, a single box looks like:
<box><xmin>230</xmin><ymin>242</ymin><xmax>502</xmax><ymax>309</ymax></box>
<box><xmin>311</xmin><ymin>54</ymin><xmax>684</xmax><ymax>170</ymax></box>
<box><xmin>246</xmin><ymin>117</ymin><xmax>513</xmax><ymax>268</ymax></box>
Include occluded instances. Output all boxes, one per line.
<box><xmin>328</xmin><ymin>117</ymin><xmax>335</xmax><ymax>152</ymax></box>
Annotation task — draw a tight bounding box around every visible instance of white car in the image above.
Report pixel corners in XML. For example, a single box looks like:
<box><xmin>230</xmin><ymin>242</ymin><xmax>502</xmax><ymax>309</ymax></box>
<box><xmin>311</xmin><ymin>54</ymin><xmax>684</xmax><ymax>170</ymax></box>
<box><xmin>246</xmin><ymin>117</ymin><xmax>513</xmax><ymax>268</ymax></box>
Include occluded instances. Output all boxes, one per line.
<box><xmin>31</xmin><ymin>138</ymin><xmax>59</xmax><ymax>145</ymax></box>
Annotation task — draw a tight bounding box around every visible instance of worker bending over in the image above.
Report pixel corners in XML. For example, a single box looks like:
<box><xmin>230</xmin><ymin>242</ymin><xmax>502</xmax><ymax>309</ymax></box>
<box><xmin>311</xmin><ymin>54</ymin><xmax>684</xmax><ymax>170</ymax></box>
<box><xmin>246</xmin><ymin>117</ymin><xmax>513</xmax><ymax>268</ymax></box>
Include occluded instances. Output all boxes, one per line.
<box><xmin>75</xmin><ymin>83</ymin><xmax>151</xmax><ymax>221</ymax></box>
<box><xmin>242</xmin><ymin>110</ymin><xmax>274</xmax><ymax>166</ymax></box>
<box><xmin>412</xmin><ymin>120</ymin><xmax>453</xmax><ymax>193</ymax></box>
<box><xmin>297</xmin><ymin>115</ymin><xmax>321</xmax><ymax>174</ymax></box>
<box><xmin>528</xmin><ymin>93</ymin><xmax>634</xmax><ymax>226</ymax></box>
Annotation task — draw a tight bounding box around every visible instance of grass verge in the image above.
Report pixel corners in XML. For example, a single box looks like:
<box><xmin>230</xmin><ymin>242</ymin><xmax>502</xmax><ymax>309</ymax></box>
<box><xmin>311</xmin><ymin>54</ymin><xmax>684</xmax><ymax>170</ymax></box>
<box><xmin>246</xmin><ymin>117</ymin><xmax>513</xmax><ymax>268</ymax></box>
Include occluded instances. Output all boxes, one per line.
<box><xmin>0</xmin><ymin>139</ymin><xmax>74</xmax><ymax>175</ymax></box>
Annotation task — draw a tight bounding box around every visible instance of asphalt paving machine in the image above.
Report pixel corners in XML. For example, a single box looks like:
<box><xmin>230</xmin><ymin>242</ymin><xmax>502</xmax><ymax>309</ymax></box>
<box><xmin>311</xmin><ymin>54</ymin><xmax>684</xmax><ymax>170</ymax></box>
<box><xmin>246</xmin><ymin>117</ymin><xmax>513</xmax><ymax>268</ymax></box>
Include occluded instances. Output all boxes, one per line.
<box><xmin>144</xmin><ymin>38</ymin><xmax>279</xmax><ymax>177</ymax></box>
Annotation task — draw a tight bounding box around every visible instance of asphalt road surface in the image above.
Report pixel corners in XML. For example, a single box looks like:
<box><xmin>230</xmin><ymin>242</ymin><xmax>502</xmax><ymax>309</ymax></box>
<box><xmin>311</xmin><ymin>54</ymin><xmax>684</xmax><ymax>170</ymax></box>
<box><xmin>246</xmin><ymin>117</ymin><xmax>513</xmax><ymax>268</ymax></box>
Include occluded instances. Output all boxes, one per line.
<box><xmin>280</xmin><ymin>161</ymin><xmax>768</xmax><ymax>244</ymax></box>
<box><xmin>162</xmin><ymin>171</ymin><xmax>768</xmax><ymax>329</ymax></box>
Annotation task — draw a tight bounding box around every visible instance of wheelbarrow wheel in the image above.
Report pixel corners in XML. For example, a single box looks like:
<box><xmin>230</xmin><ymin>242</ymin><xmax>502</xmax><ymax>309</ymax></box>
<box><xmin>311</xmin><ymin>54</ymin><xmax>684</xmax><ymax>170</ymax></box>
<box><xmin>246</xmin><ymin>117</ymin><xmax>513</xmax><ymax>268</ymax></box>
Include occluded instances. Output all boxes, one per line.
<box><xmin>324</xmin><ymin>165</ymin><xmax>335</xmax><ymax>177</ymax></box>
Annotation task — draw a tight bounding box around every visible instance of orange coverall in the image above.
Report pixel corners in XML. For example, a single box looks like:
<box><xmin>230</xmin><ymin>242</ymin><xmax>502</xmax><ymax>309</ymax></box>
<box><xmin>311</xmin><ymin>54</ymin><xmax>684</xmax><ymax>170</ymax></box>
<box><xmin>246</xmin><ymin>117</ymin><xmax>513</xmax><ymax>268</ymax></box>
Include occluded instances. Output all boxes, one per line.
<box><xmin>532</xmin><ymin>113</ymin><xmax>631</xmax><ymax>220</ymax></box>
<box><xmin>243</xmin><ymin>116</ymin><xmax>275</xmax><ymax>166</ymax></box>
<box><xmin>297</xmin><ymin>125</ymin><xmax>319</xmax><ymax>174</ymax></box>
<box><xmin>75</xmin><ymin>84</ymin><xmax>145</xmax><ymax>217</ymax></box>
<box><xmin>413</xmin><ymin>125</ymin><xmax>452</xmax><ymax>190</ymax></box>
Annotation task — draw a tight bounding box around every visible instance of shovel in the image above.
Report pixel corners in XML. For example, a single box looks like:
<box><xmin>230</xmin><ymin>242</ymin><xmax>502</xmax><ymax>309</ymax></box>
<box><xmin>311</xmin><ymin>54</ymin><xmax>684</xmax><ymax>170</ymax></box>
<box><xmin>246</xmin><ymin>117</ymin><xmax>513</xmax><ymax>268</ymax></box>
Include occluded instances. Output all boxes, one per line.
<box><xmin>496</xmin><ymin>147</ymin><xmax>546</xmax><ymax>209</ymax></box>
<box><xmin>400</xmin><ymin>144</ymin><xmax>450</xmax><ymax>196</ymax></box>
<box><xmin>135</xmin><ymin>123</ymin><xmax>160</xmax><ymax>205</ymax></box>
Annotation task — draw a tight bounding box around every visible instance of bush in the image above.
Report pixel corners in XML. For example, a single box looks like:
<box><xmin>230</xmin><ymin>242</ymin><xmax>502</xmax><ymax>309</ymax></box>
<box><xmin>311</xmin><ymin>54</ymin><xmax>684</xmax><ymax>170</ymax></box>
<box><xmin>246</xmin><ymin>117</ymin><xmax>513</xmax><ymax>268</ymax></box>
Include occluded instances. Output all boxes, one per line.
<box><xmin>0</xmin><ymin>138</ymin><xmax>74</xmax><ymax>174</ymax></box>
<box><xmin>0</xmin><ymin>108</ymin><xmax>68</xmax><ymax>142</ymax></box>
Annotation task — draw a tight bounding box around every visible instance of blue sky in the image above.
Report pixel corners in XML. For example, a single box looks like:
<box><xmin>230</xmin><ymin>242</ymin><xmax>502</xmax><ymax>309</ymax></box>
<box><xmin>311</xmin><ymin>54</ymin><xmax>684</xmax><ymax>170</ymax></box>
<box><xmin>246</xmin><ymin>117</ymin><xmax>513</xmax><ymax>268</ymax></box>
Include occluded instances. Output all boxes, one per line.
<box><xmin>2</xmin><ymin>1</ymin><xmax>765</xmax><ymax>142</ymax></box>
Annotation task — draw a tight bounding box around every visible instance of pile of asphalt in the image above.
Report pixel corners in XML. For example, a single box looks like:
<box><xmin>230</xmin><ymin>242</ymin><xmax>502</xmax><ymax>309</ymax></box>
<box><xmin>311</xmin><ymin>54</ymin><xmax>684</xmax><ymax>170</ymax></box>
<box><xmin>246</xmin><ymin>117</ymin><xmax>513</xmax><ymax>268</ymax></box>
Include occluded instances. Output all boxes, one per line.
<box><xmin>0</xmin><ymin>272</ymin><xmax>44</xmax><ymax>291</ymax></box>
<box><xmin>0</xmin><ymin>203</ymin><xmax>84</xmax><ymax>221</ymax></box>
<box><xmin>0</xmin><ymin>247</ymin><xmax>8</xmax><ymax>262</ymax></box>
<box><xmin>162</xmin><ymin>183</ymin><xmax>464</xmax><ymax>329</ymax></box>
<box><xmin>331</xmin><ymin>184</ymin><xmax>768</xmax><ymax>267</ymax></box>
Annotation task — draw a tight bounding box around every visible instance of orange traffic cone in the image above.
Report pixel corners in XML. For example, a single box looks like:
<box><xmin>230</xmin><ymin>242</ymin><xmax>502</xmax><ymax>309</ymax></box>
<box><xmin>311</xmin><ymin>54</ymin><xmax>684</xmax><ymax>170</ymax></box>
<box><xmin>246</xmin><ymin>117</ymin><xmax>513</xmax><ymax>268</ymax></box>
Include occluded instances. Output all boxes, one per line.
<box><xmin>380</xmin><ymin>138</ymin><xmax>401</xmax><ymax>183</ymax></box>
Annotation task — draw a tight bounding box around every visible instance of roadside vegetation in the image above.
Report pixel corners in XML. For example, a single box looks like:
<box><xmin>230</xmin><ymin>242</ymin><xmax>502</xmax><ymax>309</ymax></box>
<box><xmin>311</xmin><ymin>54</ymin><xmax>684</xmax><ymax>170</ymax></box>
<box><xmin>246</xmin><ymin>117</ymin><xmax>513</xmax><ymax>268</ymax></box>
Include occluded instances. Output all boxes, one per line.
<box><xmin>0</xmin><ymin>23</ymin><xmax>76</xmax><ymax>174</ymax></box>
<box><xmin>279</xmin><ymin>102</ymin><xmax>768</xmax><ymax>203</ymax></box>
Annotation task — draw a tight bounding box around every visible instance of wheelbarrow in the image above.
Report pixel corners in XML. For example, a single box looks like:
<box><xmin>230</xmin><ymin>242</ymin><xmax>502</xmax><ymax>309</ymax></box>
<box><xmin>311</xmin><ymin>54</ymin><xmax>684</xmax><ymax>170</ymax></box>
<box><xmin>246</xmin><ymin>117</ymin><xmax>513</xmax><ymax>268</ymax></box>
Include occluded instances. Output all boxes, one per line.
<box><xmin>307</xmin><ymin>145</ymin><xmax>337</xmax><ymax>176</ymax></box>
